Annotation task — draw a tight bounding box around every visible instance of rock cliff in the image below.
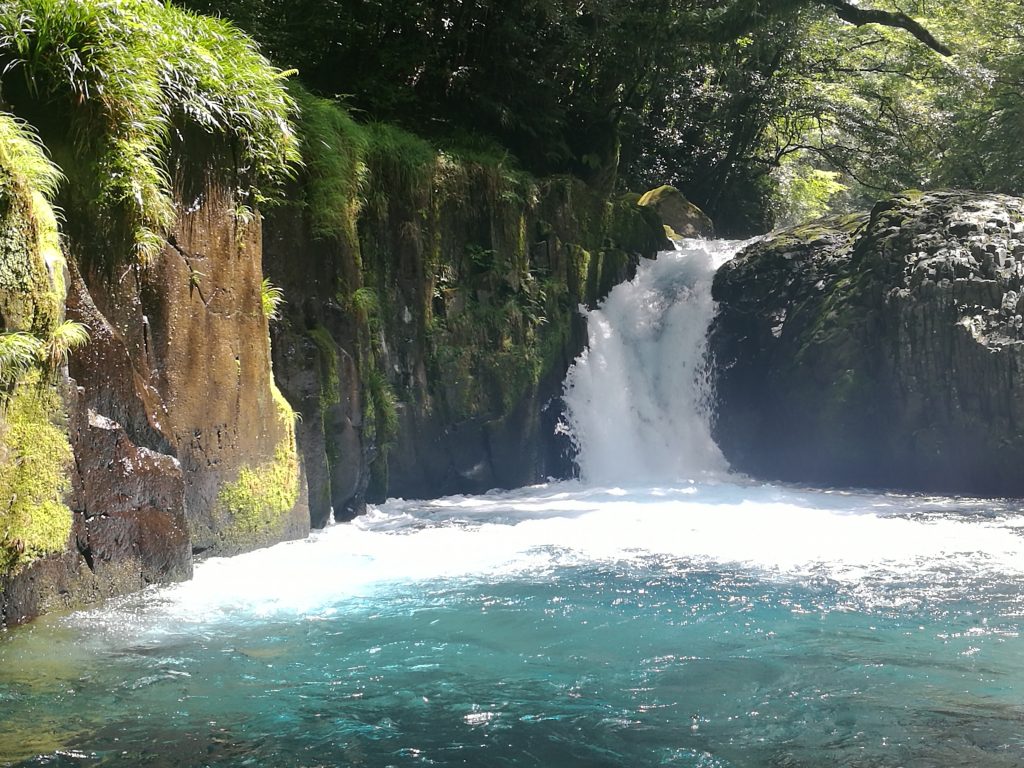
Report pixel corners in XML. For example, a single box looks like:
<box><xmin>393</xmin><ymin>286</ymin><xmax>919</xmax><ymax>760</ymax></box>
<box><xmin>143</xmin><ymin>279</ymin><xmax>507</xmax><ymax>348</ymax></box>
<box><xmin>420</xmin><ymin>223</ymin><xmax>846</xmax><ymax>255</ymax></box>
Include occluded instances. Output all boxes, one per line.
<box><xmin>0</xmin><ymin>2</ymin><xmax>307</xmax><ymax>624</ymax></box>
<box><xmin>1</xmin><ymin>178</ymin><xmax>310</xmax><ymax>625</ymax></box>
<box><xmin>264</xmin><ymin>118</ymin><xmax>670</xmax><ymax>520</ymax></box>
<box><xmin>710</xmin><ymin>190</ymin><xmax>1024</xmax><ymax>496</ymax></box>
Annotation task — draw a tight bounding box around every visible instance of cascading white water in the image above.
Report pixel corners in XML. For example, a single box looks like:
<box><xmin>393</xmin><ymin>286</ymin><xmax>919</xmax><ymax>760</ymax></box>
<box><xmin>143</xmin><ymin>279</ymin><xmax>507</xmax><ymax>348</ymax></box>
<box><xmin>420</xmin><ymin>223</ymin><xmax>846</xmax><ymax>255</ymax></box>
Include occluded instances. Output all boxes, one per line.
<box><xmin>561</xmin><ymin>238</ymin><xmax>746</xmax><ymax>484</ymax></box>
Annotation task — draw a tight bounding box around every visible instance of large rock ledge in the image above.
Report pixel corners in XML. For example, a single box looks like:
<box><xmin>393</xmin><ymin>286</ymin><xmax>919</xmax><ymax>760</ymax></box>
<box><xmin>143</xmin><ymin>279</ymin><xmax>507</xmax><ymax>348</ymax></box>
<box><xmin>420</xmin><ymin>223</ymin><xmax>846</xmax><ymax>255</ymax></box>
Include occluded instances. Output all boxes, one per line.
<box><xmin>710</xmin><ymin>190</ymin><xmax>1024</xmax><ymax>496</ymax></box>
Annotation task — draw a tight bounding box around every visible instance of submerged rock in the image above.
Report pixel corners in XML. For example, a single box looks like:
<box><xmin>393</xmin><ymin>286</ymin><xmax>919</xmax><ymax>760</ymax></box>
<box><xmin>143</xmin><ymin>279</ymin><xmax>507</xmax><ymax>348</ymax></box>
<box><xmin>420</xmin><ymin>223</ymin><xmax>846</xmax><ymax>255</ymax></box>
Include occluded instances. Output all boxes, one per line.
<box><xmin>710</xmin><ymin>190</ymin><xmax>1024</xmax><ymax>496</ymax></box>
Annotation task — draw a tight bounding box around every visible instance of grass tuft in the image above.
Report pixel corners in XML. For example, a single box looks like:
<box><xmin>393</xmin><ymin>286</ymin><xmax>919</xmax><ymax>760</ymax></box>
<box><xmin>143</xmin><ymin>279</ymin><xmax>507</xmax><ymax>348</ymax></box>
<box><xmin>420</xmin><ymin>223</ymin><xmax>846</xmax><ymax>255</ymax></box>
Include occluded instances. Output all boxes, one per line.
<box><xmin>260</xmin><ymin>278</ymin><xmax>284</xmax><ymax>321</ymax></box>
<box><xmin>291</xmin><ymin>85</ymin><xmax>368</xmax><ymax>243</ymax></box>
<box><xmin>0</xmin><ymin>331</ymin><xmax>40</xmax><ymax>387</ymax></box>
<box><xmin>0</xmin><ymin>0</ymin><xmax>300</xmax><ymax>263</ymax></box>
<box><xmin>38</xmin><ymin>319</ymin><xmax>87</xmax><ymax>372</ymax></box>
<box><xmin>0</xmin><ymin>112</ymin><xmax>62</xmax><ymax>201</ymax></box>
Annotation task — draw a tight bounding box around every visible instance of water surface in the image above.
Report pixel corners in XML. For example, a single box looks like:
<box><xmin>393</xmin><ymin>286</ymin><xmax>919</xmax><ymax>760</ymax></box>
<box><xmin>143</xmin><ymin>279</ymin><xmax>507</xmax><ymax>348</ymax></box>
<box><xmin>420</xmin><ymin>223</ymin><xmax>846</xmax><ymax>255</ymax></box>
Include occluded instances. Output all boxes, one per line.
<box><xmin>3</xmin><ymin>481</ymin><xmax>1024</xmax><ymax>767</ymax></box>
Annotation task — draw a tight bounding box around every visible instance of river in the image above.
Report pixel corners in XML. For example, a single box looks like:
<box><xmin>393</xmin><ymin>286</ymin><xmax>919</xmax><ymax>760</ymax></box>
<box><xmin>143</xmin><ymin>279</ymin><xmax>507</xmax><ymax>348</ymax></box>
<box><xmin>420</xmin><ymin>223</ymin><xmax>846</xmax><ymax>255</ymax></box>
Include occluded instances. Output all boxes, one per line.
<box><xmin>2</xmin><ymin>241</ymin><xmax>1023</xmax><ymax>767</ymax></box>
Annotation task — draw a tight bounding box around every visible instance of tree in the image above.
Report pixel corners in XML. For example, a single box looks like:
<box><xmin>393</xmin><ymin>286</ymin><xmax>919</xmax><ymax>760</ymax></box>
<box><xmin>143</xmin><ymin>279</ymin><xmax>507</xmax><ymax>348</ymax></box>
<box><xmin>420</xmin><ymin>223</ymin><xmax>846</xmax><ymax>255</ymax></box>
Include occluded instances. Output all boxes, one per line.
<box><xmin>183</xmin><ymin>0</ymin><xmax>967</xmax><ymax>231</ymax></box>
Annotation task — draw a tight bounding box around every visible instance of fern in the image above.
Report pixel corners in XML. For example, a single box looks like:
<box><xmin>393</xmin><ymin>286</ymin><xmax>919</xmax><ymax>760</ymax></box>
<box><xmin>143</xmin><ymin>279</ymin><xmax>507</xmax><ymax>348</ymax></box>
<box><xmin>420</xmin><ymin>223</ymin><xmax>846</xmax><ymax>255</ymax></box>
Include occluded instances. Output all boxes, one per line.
<box><xmin>261</xmin><ymin>278</ymin><xmax>285</xmax><ymax>321</ymax></box>
<box><xmin>38</xmin><ymin>320</ymin><xmax>88</xmax><ymax>371</ymax></box>
<box><xmin>0</xmin><ymin>0</ymin><xmax>300</xmax><ymax>264</ymax></box>
<box><xmin>0</xmin><ymin>332</ymin><xmax>42</xmax><ymax>387</ymax></box>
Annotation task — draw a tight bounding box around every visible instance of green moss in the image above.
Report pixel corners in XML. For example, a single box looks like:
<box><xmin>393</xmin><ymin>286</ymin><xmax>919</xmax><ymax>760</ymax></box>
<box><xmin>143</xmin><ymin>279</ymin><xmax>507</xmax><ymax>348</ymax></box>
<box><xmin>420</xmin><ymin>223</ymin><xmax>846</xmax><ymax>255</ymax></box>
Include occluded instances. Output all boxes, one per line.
<box><xmin>636</xmin><ymin>185</ymin><xmax>677</xmax><ymax>207</ymax></box>
<box><xmin>0</xmin><ymin>113</ymin><xmax>64</xmax><ymax>336</ymax></box>
<box><xmin>307</xmin><ymin>325</ymin><xmax>340</xmax><ymax>408</ymax></box>
<box><xmin>216</xmin><ymin>383</ymin><xmax>299</xmax><ymax>543</ymax></box>
<box><xmin>363</xmin><ymin>122</ymin><xmax>437</xmax><ymax>213</ymax></box>
<box><xmin>291</xmin><ymin>85</ymin><xmax>368</xmax><ymax>244</ymax></box>
<box><xmin>363</xmin><ymin>364</ymin><xmax>398</xmax><ymax>500</ymax></box>
<box><xmin>0</xmin><ymin>372</ymin><xmax>73</xmax><ymax>576</ymax></box>
<box><xmin>349</xmin><ymin>287</ymin><xmax>381</xmax><ymax>327</ymax></box>
<box><xmin>607</xmin><ymin>193</ymin><xmax>670</xmax><ymax>257</ymax></box>
<box><xmin>0</xmin><ymin>0</ymin><xmax>299</xmax><ymax>262</ymax></box>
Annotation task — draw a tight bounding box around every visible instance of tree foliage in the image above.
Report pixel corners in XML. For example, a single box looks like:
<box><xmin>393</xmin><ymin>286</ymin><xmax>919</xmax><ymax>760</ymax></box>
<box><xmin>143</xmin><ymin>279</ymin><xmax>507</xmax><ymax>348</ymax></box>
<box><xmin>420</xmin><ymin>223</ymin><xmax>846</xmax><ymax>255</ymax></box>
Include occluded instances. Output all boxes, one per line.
<box><xmin>179</xmin><ymin>0</ymin><xmax>1018</xmax><ymax>232</ymax></box>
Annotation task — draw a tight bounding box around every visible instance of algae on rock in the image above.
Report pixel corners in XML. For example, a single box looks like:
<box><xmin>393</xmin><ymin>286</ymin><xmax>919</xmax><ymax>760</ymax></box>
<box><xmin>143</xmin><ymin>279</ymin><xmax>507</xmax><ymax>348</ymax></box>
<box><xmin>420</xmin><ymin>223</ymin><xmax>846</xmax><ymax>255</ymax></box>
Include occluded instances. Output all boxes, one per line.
<box><xmin>215</xmin><ymin>384</ymin><xmax>300</xmax><ymax>548</ymax></box>
<box><xmin>0</xmin><ymin>373</ymin><xmax>73</xmax><ymax>576</ymax></box>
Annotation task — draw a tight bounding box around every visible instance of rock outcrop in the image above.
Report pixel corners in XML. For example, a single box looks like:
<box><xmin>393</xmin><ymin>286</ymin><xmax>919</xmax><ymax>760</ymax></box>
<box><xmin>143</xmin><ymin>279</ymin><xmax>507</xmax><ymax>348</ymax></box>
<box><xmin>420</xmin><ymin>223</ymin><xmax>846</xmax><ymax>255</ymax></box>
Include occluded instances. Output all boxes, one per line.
<box><xmin>639</xmin><ymin>185</ymin><xmax>714</xmax><ymax>239</ymax></box>
<box><xmin>0</xmin><ymin>0</ymin><xmax>312</xmax><ymax>623</ymax></box>
<box><xmin>2</xmin><ymin>180</ymin><xmax>310</xmax><ymax>625</ymax></box>
<box><xmin>710</xmin><ymin>190</ymin><xmax>1024</xmax><ymax>496</ymax></box>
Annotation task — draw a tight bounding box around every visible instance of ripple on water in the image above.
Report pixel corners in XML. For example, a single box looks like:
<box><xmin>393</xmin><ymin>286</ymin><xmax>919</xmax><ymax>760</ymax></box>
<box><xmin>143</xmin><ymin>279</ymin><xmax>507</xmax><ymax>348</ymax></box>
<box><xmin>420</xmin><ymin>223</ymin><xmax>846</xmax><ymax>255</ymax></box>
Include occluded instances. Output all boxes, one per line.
<box><xmin>3</xmin><ymin>482</ymin><xmax>1024</xmax><ymax>766</ymax></box>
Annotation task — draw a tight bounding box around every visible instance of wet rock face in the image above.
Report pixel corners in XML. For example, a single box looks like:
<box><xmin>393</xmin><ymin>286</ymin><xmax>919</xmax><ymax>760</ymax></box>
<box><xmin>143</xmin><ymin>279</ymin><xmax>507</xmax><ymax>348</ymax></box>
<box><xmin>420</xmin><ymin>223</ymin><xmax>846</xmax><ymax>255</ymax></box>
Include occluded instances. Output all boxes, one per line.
<box><xmin>262</xmin><ymin>208</ymin><xmax>369</xmax><ymax>527</ymax></box>
<box><xmin>0</xmin><ymin>385</ymin><xmax>191</xmax><ymax>626</ymax></box>
<box><xmin>144</xmin><ymin>184</ymin><xmax>308</xmax><ymax>555</ymax></box>
<box><xmin>71</xmin><ymin>182</ymin><xmax>309</xmax><ymax>557</ymax></box>
<box><xmin>2</xmin><ymin>179</ymin><xmax>310</xmax><ymax>625</ymax></box>
<box><xmin>0</xmin><ymin>255</ymin><xmax>193</xmax><ymax>626</ymax></box>
<box><xmin>710</xmin><ymin>191</ymin><xmax>1024</xmax><ymax>496</ymax></box>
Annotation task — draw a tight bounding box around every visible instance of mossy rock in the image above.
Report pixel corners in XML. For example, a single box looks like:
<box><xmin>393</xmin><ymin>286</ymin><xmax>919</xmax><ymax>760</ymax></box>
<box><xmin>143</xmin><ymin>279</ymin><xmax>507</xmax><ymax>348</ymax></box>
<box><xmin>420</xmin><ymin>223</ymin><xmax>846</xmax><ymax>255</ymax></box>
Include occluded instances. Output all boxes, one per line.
<box><xmin>607</xmin><ymin>193</ymin><xmax>671</xmax><ymax>257</ymax></box>
<box><xmin>638</xmin><ymin>185</ymin><xmax>714</xmax><ymax>238</ymax></box>
<box><xmin>0</xmin><ymin>374</ymin><xmax>73</xmax><ymax>577</ymax></box>
<box><xmin>215</xmin><ymin>384</ymin><xmax>301</xmax><ymax>549</ymax></box>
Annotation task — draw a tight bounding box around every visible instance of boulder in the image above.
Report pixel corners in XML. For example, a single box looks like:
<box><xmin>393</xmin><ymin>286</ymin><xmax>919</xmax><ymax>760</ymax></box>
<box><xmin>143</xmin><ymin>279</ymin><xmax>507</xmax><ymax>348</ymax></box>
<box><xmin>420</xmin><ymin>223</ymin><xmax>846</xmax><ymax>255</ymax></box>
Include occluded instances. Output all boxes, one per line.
<box><xmin>638</xmin><ymin>185</ymin><xmax>714</xmax><ymax>238</ymax></box>
<box><xmin>709</xmin><ymin>190</ymin><xmax>1024</xmax><ymax>496</ymax></box>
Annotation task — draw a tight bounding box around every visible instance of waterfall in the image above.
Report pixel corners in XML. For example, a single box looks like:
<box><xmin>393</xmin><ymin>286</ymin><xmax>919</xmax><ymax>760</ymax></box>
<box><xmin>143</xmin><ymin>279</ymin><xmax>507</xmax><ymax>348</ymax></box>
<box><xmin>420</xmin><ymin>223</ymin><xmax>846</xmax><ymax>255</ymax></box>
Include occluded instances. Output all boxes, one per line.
<box><xmin>561</xmin><ymin>238</ymin><xmax>746</xmax><ymax>485</ymax></box>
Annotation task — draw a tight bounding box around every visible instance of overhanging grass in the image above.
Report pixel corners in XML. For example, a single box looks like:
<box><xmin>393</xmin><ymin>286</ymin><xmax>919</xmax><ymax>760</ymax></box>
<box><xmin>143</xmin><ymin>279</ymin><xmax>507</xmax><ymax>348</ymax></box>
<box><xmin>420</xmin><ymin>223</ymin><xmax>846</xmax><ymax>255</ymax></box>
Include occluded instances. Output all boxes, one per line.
<box><xmin>0</xmin><ymin>111</ymin><xmax>64</xmax><ymax>342</ymax></box>
<box><xmin>0</xmin><ymin>112</ymin><xmax>61</xmax><ymax>202</ymax></box>
<box><xmin>291</xmin><ymin>84</ymin><xmax>368</xmax><ymax>244</ymax></box>
<box><xmin>363</xmin><ymin>121</ymin><xmax>437</xmax><ymax>211</ymax></box>
<box><xmin>0</xmin><ymin>0</ymin><xmax>299</xmax><ymax>262</ymax></box>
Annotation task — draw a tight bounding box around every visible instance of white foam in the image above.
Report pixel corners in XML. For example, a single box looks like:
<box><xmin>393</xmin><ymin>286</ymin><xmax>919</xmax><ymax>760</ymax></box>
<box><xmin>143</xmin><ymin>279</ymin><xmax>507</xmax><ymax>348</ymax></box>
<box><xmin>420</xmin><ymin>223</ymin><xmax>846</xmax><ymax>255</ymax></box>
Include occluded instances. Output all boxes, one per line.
<box><xmin>130</xmin><ymin>482</ymin><xmax>1024</xmax><ymax>624</ymax></box>
<box><xmin>76</xmin><ymin>238</ymin><xmax>1024</xmax><ymax>628</ymax></box>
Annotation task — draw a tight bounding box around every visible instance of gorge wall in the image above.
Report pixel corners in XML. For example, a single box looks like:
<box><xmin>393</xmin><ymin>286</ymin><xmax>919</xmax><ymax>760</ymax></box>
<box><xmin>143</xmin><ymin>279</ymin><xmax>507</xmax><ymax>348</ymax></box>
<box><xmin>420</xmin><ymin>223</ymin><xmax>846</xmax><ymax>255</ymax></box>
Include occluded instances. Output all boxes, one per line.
<box><xmin>1</xmin><ymin>171</ymin><xmax>310</xmax><ymax>625</ymax></box>
<box><xmin>264</xmin><ymin>120</ymin><xmax>669</xmax><ymax>523</ymax></box>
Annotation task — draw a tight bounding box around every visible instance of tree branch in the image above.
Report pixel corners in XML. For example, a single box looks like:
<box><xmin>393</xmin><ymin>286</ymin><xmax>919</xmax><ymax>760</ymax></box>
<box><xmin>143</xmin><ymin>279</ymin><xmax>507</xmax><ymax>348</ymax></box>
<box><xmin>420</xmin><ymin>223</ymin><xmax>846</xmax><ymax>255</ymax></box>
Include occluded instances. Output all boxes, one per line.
<box><xmin>819</xmin><ymin>0</ymin><xmax>952</xmax><ymax>56</ymax></box>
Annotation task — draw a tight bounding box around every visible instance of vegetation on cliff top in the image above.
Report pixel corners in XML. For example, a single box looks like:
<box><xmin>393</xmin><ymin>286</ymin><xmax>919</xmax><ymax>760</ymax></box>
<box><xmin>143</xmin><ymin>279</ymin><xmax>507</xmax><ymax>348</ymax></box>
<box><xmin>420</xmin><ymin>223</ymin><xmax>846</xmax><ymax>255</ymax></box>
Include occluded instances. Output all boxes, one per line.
<box><xmin>184</xmin><ymin>0</ymin><xmax>1024</xmax><ymax>234</ymax></box>
<box><xmin>0</xmin><ymin>0</ymin><xmax>299</xmax><ymax>261</ymax></box>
